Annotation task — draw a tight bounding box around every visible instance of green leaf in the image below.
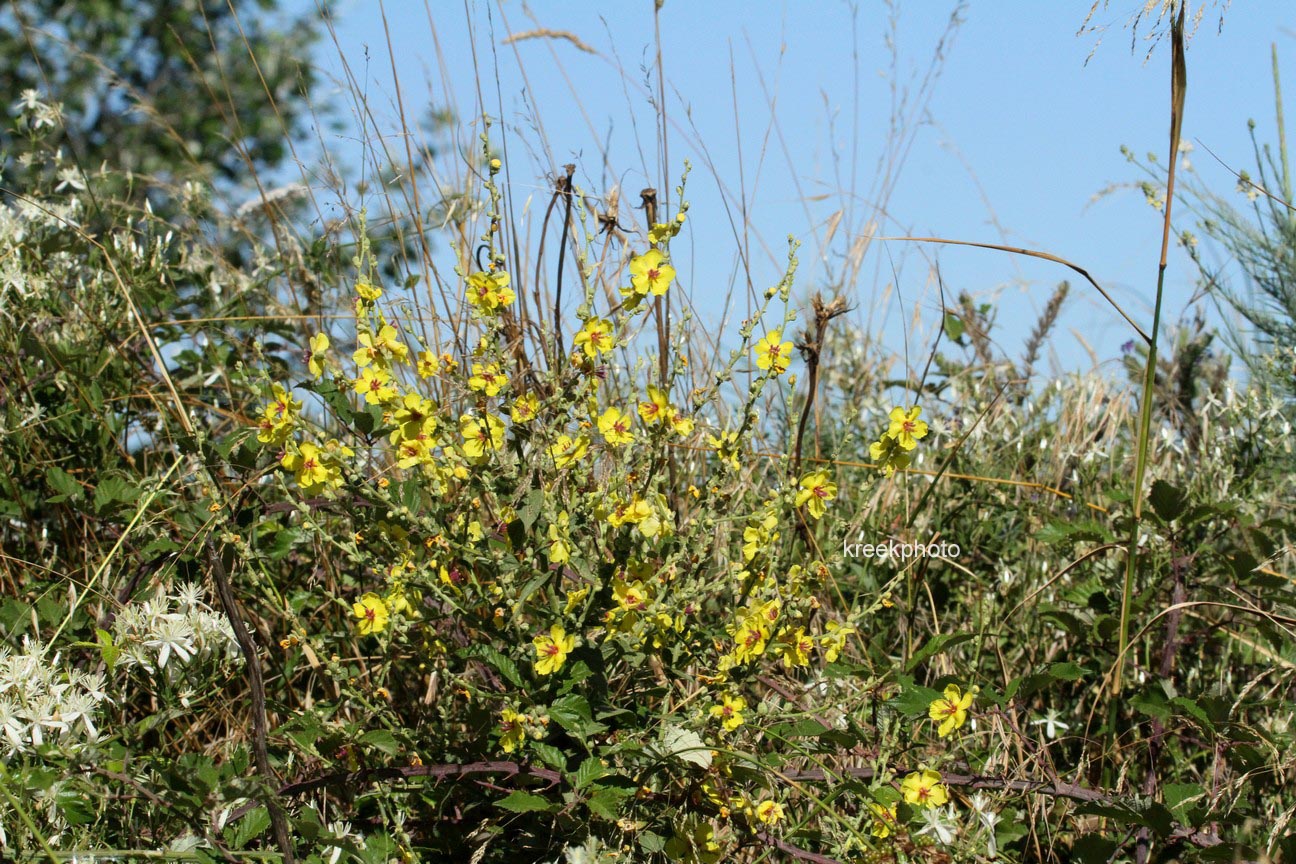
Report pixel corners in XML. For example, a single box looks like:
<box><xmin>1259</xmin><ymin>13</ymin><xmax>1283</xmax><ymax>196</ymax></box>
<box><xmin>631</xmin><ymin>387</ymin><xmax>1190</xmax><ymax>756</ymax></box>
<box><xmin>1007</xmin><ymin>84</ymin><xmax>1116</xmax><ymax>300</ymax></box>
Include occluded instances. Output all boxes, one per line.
<box><xmin>461</xmin><ymin>644</ymin><xmax>524</xmax><ymax>689</ymax></box>
<box><xmin>45</xmin><ymin>466</ymin><xmax>83</xmax><ymax>503</ymax></box>
<box><xmin>586</xmin><ymin>786</ymin><xmax>631</xmax><ymax>821</ymax></box>
<box><xmin>226</xmin><ymin>806</ymin><xmax>270</xmax><ymax>848</ymax></box>
<box><xmin>93</xmin><ymin>474</ymin><xmax>141</xmax><ymax>517</ymax></box>
<box><xmin>96</xmin><ymin>628</ymin><xmax>120</xmax><ymax>670</ymax></box>
<box><xmin>943</xmin><ymin>313</ymin><xmax>966</xmax><ymax>342</ymax></box>
<box><xmin>905</xmin><ymin>632</ymin><xmax>974</xmax><ymax>672</ymax></box>
<box><xmin>888</xmin><ymin>677</ymin><xmax>942</xmax><ymax>718</ymax></box>
<box><xmin>1046</xmin><ymin>661</ymin><xmax>1086</xmax><ymax>681</ymax></box>
<box><xmin>571</xmin><ymin>757</ymin><xmax>607</xmax><ymax>790</ymax></box>
<box><xmin>520</xmin><ymin>489</ymin><xmax>544</xmax><ymax>530</ymax></box>
<box><xmin>655</xmin><ymin>725</ymin><xmax>712</xmax><ymax>769</ymax></box>
<box><xmin>1164</xmin><ymin>782</ymin><xmax>1203</xmax><ymax>821</ymax></box>
<box><xmin>494</xmin><ymin>790</ymin><xmax>554</xmax><ymax>814</ymax></box>
<box><xmin>1149</xmin><ymin>480</ymin><xmax>1188</xmax><ymax>522</ymax></box>
<box><xmin>360</xmin><ymin>729</ymin><xmax>400</xmax><ymax>756</ymax></box>
<box><xmin>1171</xmin><ymin>696</ymin><xmax>1215</xmax><ymax>732</ymax></box>
<box><xmin>530</xmin><ymin>741</ymin><xmax>567</xmax><ymax>770</ymax></box>
<box><xmin>549</xmin><ymin>693</ymin><xmax>605</xmax><ymax>738</ymax></box>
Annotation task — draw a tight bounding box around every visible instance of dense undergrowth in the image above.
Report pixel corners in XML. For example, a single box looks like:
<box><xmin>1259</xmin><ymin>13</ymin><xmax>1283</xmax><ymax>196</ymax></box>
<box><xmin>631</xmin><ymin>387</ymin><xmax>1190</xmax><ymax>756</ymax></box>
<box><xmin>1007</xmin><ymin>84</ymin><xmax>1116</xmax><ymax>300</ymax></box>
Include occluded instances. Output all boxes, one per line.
<box><xmin>1</xmin><ymin>3</ymin><xmax>1294</xmax><ymax>863</ymax></box>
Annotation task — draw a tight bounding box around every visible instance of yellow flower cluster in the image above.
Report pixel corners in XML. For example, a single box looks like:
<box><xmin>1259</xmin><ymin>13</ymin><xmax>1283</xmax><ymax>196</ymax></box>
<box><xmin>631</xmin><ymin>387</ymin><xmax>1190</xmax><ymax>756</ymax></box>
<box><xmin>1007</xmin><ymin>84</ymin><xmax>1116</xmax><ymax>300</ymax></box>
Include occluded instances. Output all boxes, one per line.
<box><xmin>255</xmin><ymin>384</ymin><xmax>302</xmax><ymax>445</ymax></box>
<box><xmin>870</xmin><ymin>405</ymin><xmax>929</xmax><ymax>477</ymax></box>
<box><xmin>465</xmin><ymin>269</ymin><xmax>516</xmax><ymax>315</ymax></box>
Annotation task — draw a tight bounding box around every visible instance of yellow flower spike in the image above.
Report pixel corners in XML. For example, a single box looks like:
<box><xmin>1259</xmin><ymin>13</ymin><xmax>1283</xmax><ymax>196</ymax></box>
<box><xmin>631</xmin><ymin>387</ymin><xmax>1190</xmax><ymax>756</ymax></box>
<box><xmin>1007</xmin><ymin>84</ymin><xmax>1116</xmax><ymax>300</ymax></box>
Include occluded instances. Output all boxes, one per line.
<box><xmin>356</xmin><ymin>276</ymin><xmax>382</xmax><ymax>303</ymax></box>
<box><xmin>668</xmin><ymin>407</ymin><xmax>694</xmax><ymax>437</ymax></box>
<box><xmin>928</xmin><ymin>683</ymin><xmax>974</xmax><ymax>738</ymax></box>
<box><xmin>465</xmin><ymin>270</ymin><xmax>515</xmax><ymax>313</ymax></box>
<box><xmin>352</xmin><ymin>593</ymin><xmax>389</xmax><ymax>636</ymax></box>
<box><xmin>886</xmin><ymin>405</ymin><xmax>929</xmax><ymax>451</ymax></box>
<box><xmin>794</xmin><ymin>470</ymin><xmax>838</xmax><ymax>519</ymax></box>
<box><xmin>754</xmin><ymin>329</ymin><xmax>793</xmax><ymax>375</ymax></box>
<box><xmin>901</xmin><ymin>769</ymin><xmax>949</xmax><ymax>808</ymax></box>
<box><xmin>532</xmin><ymin>624</ymin><xmax>576</xmax><ymax>676</ymax></box>
<box><xmin>820</xmin><ymin>621</ymin><xmax>854</xmax><ymax>663</ymax></box>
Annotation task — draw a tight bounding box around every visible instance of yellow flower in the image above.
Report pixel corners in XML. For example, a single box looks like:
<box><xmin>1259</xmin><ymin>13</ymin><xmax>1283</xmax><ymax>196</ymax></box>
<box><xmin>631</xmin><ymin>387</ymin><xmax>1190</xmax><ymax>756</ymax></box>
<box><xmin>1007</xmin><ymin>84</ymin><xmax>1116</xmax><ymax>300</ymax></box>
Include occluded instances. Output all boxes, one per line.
<box><xmin>868</xmin><ymin>801</ymin><xmax>898</xmax><ymax>838</ymax></box>
<box><xmin>255</xmin><ymin>383</ymin><xmax>301</xmax><ymax>444</ymax></box>
<box><xmin>707</xmin><ymin>430</ymin><xmax>741</xmax><ymax>471</ymax></box>
<box><xmin>647</xmin><ymin>216</ymin><xmax>683</xmax><ymax>245</ymax></box>
<box><xmin>779</xmin><ymin>627</ymin><xmax>814</xmax><ymax>668</ymax></box>
<box><xmin>928</xmin><ymin>683</ymin><xmax>974</xmax><ymax>738</ymax></box>
<box><xmin>627</xmin><ymin>248</ymin><xmax>675</xmax><ymax>297</ymax></box>
<box><xmin>563</xmin><ymin>586</ymin><xmax>589</xmax><ymax>614</ymax></box>
<box><xmin>869</xmin><ymin>434</ymin><xmax>913</xmax><ymax>477</ymax></box>
<box><xmin>638</xmin><ymin>384</ymin><xmax>671</xmax><ymax>426</ymax></box>
<box><xmin>597</xmin><ymin>407</ymin><xmax>635</xmax><ymax>446</ymax></box>
<box><xmin>352</xmin><ymin>592</ymin><xmax>389</xmax><ymax>636</ymax></box>
<box><xmin>709</xmin><ymin>692</ymin><xmax>747</xmax><ymax>732</ymax></box>
<box><xmin>820</xmin><ymin>621</ymin><xmax>854</xmax><ymax>663</ymax></box>
<box><xmin>393</xmin><ymin>392</ymin><xmax>437</xmax><ymax>433</ymax></box>
<box><xmin>356</xmin><ymin>276</ymin><xmax>382</xmax><ymax>303</ymax></box>
<box><xmin>754</xmin><ymin>800</ymin><xmax>784</xmax><ymax>826</ymax></box>
<box><xmin>668</xmin><ymin>407</ymin><xmax>694</xmax><ymax>437</ymax></box>
<box><xmin>459</xmin><ymin>413</ymin><xmax>505</xmax><ymax>460</ymax></box>
<box><xmin>548</xmin><ymin>511</ymin><xmax>572</xmax><ymax>564</ymax></box>
<box><xmin>281</xmin><ymin>441</ymin><xmax>340</xmax><ymax>492</ymax></box>
<box><xmin>732</xmin><ymin>623</ymin><xmax>768</xmax><ymax>665</ymax></box>
<box><xmin>549</xmin><ymin>433</ymin><xmax>590</xmax><ymax>469</ymax></box>
<box><xmin>511</xmin><ymin>392</ymin><xmax>540</xmax><ymax>423</ymax></box>
<box><xmin>307</xmin><ymin>333</ymin><xmax>329</xmax><ymax>378</ymax></box>
<box><xmin>794</xmin><ymin>470</ymin><xmax>838</xmax><ymax>519</ymax></box>
<box><xmin>901</xmin><ymin>769</ymin><xmax>949</xmax><ymax>809</ymax></box>
<box><xmin>533</xmin><ymin>624</ymin><xmax>576</xmax><ymax>676</ymax></box>
<box><xmin>887</xmin><ymin>405</ymin><xmax>929</xmax><ymax>451</ymax></box>
<box><xmin>754</xmin><ymin>330</ymin><xmax>793</xmax><ymax>375</ymax></box>
<box><xmin>416</xmin><ymin>350</ymin><xmax>440</xmax><ymax>378</ymax></box>
<box><xmin>466</xmin><ymin>270</ymin><xmax>515</xmax><ymax>313</ymax></box>
<box><xmin>742</xmin><ymin>511</ymin><xmax>778</xmax><ymax>562</ymax></box>
<box><xmin>573</xmin><ymin>317</ymin><xmax>615</xmax><ymax>358</ymax></box>
<box><xmin>498</xmin><ymin>707</ymin><xmax>527</xmax><ymax>754</ymax></box>
<box><xmin>468</xmin><ymin>362</ymin><xmax>508</xmax><ymax>396</ymax></box>
<box><xmin>613</xmin><ymin>578</ymin><xmax>650</xmax><ymax>613</ymax></box>
<box><xmin>354</xmin><ymin>365</ymin><xmax>396</xmax><ymax>405</ymax></box>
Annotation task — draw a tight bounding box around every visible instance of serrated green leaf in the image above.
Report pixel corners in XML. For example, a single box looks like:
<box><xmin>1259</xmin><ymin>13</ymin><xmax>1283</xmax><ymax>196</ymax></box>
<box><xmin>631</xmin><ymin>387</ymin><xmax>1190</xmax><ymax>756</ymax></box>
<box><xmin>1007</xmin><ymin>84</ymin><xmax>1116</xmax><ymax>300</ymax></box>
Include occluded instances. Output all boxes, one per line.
<box><xmin>462</xmin><ymin>644</ymin><xmax>524</xmax><ymax>689</ymax></box>
<box><xmin>45</xmin><ymin>466</ymin><xmax>83</xmax><ymax>503</ymax></box>
<box><xmin>226</xmin><ymin>806</ymin><xmax>270</xmax><ymax>848</ymax></box>
<box><xmin>571</xmin><ymin>757</ymin><xmax>607</xmax><ymax>789</ymax></box>
<box><xmin>495</xmin><ymin>790</ymin><xmax>553</xmax><ymax>814</ymax></box>
<box><xmin>360</xmin><ymin>729</ymin><xmax>399</xmax><ymax>755</ymax></box>
<box><xmin>530</xmin><ymin>741</ymin><xmax>567</xmax><ymax>770</ymax></box>
<box><xmin>1149</xmin><ymin>479</ymin><xmax>1188</xmax><ymax>522</ymax></box>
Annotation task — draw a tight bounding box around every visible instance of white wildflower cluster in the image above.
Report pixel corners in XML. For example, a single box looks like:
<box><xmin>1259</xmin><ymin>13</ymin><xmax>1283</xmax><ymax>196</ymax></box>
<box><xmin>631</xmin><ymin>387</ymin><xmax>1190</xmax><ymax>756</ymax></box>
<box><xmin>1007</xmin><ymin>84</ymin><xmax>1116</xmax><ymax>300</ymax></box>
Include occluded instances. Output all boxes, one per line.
<box><xmin>0</xmin><ymin>637</ymin><xmax>109</xmax><ymax>756</ymax></box>
<box><xmin>11</xmin><ymin>89</ymin><xmax>62</xmax><ymax>132</ymax></box>
<box><xmin>112</xmin><ymin>583</ymin><xmax>241</xmax><ymax>677</ymax></box>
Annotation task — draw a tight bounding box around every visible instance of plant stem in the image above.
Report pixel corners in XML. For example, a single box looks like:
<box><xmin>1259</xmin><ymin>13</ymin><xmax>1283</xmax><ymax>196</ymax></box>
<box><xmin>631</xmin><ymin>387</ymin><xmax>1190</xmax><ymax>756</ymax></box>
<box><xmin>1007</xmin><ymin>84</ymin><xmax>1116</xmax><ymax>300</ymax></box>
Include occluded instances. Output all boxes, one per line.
<box><xmin>1113</xmin><ymin>1</ymin><xmax>1187</xmax><ymax>696</ymax></box>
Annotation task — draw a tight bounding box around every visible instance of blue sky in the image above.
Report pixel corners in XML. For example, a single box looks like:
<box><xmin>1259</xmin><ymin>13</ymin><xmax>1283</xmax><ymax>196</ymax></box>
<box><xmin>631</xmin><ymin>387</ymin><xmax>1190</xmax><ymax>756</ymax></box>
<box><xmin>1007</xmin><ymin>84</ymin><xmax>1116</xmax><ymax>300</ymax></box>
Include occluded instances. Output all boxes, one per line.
<box><xmin>296</xmin><ymin>1</ymin><xmax>1294</xmax><ymax>377</ymax></box>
